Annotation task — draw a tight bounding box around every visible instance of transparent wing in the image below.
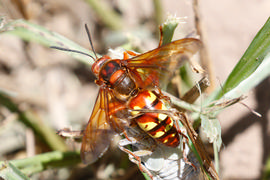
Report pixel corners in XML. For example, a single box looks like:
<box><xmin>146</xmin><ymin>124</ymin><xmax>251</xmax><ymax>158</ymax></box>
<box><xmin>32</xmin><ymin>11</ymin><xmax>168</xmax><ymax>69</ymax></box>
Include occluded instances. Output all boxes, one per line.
<box><xmin>81</xmin><ymin>88</ymin><xmax>116</xmax><ymax>164</ymax></box>
<box><xmin>124</xmin><ymin>38</ymin><xmax>202</xmax><ymax>89</ymax></box>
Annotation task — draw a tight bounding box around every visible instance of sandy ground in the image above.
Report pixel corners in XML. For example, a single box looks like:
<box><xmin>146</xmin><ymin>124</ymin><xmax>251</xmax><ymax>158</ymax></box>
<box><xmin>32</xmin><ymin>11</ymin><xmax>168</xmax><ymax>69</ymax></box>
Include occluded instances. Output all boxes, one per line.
<box><xmin>0</xmin><ymin>0</ymin><xmax>269</xmax><ymax>179</ymax></box>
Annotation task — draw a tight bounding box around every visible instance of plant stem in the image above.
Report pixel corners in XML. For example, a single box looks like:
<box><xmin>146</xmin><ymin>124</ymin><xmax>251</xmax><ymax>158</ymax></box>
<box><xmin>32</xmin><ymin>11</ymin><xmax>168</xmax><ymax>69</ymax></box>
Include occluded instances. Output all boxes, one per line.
<box><xmin>213</xmin><ymin>141</ymin><xmax>219</xmax><ymax>175</ymax></box>
<box><xmin>192</xmin><ymin>0</ymin><xmax>215</xmax><ymax>92</ymax></box>
<box><xmin>0</xmin><ymin>151</ymin><xmax>81</xmax><ymax>176</ymax></box>
<box><xmin>161</xmin><ymin>17</ymin><xmax>179</xmax><ymax>46</ymax></box>
<box><xmin>85</xmin><ymin>0</ymin><xmax>123</xmax><ymax>31</ymax></box>
<box><xmin>153</xmin><ymin>0</ymin><xmax>163</xmax><ymax>28</ymax></box>
<box><xmin>262</xmin><ymin>155</ymin><xmax>270</xmax><ymax>180</ymax></box>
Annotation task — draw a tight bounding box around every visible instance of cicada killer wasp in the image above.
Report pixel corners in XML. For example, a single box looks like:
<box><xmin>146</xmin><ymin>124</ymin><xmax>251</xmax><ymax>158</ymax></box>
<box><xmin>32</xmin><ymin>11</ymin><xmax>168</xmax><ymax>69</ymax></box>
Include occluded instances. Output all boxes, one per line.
<box><xmin>52</xmin><ymin>24</ymin><xmax>219</xmax><ymax>180</ymax></box>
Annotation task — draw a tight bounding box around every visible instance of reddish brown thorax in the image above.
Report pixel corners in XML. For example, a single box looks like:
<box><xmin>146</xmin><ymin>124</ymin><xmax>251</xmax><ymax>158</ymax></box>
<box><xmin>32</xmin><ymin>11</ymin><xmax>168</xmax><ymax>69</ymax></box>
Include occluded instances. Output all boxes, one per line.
<box><xmin>92</xmin><ymin>55</ymin><xmax>138</xmax><ymax>101</ymax></box>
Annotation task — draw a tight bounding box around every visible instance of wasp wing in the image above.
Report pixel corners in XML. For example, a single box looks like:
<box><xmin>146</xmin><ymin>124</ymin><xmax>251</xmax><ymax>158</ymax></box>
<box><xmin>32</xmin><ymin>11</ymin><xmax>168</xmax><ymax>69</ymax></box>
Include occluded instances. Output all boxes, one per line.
<box><xmin>124</xmin><ymin>38</ymin><xmax>202</xmax><ymax>90</ymax></box>
<box><xmin>81</xmin><ymin>87</ymin><xmax>117</xmax><ymax>164</ymax></box>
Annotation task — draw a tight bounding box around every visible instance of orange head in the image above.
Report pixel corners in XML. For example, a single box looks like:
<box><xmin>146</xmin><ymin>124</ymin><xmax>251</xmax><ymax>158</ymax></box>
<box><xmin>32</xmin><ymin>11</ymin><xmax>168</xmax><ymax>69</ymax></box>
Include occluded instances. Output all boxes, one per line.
<box><xmin>91</xmin><ymin>55</ymin><xmax>111</xmax><ymax>76</ymax></box>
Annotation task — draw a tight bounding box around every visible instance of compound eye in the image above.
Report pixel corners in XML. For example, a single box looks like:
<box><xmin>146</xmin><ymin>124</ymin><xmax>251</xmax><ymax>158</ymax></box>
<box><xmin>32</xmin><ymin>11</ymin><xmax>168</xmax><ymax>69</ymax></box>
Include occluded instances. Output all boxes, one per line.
<box><xmin>92</xmin><ymin>55</ymin><xmax>111</xmax><ymax>75</ymax></box>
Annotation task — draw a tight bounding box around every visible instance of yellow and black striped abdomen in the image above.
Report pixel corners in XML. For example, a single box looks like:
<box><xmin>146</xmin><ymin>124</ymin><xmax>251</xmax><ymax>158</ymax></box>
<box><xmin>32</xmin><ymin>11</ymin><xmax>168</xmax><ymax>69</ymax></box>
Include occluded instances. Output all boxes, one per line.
<box><xmin>129</xmin><ymin>90</ymin><xmax>180</xmax><ymax>147</ymax></box>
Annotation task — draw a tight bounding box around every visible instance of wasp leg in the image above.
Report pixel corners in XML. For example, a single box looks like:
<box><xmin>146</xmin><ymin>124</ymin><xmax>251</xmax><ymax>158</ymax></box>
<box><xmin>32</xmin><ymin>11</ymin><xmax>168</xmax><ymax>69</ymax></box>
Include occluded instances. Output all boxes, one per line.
<box><xmin>158</xmin><ymin>25</ymin><xmax>163</xmax><ymax>47</ymax></box>
<box><xmin>118</xmin><ymin>143</ymin><xmax>154</xmax><ymax>180</ymax></box>
<box><xmin>57</xmin><ymin>128</ymin><xmax>84</xmax><ymax>139</ymax></box>
<box><xmin>123</xmin><ymin>50</ymin><xmax>140</xmax><ymax>60</ymax></box>
<box><xmin>174</xmin><ymin>114</ymin><xmax>197</xmax><ymax>170</ymax></box>
<box><xmin>152</xmin><ymin>88</ymin><xmax>171</xmax><ymax>103</ymax></box>
<box><xmin>122</xmin><ymin>130</ymin><xmax>133</xmax><ymax>142</ymax></box>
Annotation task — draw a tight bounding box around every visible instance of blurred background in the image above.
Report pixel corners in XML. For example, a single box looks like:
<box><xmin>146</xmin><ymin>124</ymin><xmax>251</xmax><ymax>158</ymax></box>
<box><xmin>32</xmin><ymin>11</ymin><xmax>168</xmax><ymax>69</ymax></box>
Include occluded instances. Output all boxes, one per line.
<box><xmin>0</xmin><ymin>0</ymin><xmax>270</xmax><ymax>179</ymax></box>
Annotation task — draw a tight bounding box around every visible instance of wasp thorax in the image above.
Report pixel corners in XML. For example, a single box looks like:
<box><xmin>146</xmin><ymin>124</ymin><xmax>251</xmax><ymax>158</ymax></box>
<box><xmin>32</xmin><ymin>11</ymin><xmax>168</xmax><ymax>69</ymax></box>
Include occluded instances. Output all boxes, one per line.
<box><xmin>98</xmin><ymin>60</ymin><xmax>138</xmax><ymax>101</ymax></box>
<box><xmin>112</xmin><ymin>72</ymin><xmax>138</xmax><ymax>101</ymax></box>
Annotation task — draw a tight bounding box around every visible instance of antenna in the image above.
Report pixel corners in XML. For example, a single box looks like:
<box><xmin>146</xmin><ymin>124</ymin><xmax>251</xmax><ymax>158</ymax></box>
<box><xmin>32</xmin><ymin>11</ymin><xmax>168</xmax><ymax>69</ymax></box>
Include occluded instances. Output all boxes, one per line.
<box><xmin>50</xmin><ymin>46</ymin><xmax>95</xmax><ymax>61</ymax></box>
<box><xmin>50</xmin><ymin>24</ymin><xmax>98</xmax><ymax>61</ymax></box>
<box><xmin>85</xmin><ymin>24</ymin><xmax>98</xmax><ymax>59</ymax></box>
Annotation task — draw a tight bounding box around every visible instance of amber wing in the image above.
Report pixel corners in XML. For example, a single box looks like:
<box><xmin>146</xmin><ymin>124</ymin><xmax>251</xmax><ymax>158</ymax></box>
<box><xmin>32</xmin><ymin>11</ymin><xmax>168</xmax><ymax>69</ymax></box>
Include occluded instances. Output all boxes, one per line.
<box><xmin>124</xmin><ymin>38</ymin><xmax>202</xmax><ymax>90</ymax></box>
<box><xmin>81</xmin><ymin>87</ymin><xmax>117</xmax><ymax>164</ymax></box>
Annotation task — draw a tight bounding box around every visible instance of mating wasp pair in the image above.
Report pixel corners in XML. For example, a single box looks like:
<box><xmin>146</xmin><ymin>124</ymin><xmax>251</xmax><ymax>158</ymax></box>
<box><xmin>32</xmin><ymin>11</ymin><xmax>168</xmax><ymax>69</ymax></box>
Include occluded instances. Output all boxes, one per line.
<box><xmin>53</xmin><ymin>24</ymin><xmax>219</xmax><ymax>180</ymax></box>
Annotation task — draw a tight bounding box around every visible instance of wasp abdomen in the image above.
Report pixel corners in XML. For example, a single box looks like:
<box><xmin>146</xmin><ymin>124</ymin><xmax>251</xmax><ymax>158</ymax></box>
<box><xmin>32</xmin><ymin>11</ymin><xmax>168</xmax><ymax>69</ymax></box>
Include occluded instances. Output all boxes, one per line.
<box><xmin>129</xmin><ymin>90</ymin><xmax>180</xmax><ymax>147</ymax></box>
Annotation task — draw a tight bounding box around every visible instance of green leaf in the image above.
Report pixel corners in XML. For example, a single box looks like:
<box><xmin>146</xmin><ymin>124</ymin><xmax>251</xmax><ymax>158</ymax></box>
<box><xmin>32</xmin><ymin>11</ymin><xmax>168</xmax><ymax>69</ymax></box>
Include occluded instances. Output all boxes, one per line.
<box><xmin>221</xmin><ymin>53</ymin><xmax>270</xmax><ymax>100</ymax></box>
<box><xmin>0</xmin><ymin>151</ymin><xmax>81</xmax><ymax>176</ymax></box>
<box><xmin>0</xmin><ymin>162</ymin><xmax>30</xmax><ymax>180</ymax></box>
<box><xmin>208</xmin><ymin>17</ymin><xmax>270</xmax><ymax>102</ymax></box>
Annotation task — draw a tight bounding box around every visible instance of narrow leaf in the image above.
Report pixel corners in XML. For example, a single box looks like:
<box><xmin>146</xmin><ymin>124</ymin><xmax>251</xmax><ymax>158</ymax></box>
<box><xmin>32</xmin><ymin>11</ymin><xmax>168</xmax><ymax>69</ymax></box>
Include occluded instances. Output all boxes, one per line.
<box><xmin>208</xmin><ymin>17</ymin><xmax>270</xmax><ymax>102</ymax></box>
<box><xmin>0</xmin><ymin>162</ymin><xmax>30</xmax><ymax>180</ymax></box>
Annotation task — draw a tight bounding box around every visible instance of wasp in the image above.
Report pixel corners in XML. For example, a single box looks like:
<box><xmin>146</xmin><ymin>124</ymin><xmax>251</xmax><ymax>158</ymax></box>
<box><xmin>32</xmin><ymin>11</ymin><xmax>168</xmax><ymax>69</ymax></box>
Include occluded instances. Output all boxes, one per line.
<box><xmin>52</xmin><ymin>24</ymin><xmax>219</xmax><ymax>180</ymax></box>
